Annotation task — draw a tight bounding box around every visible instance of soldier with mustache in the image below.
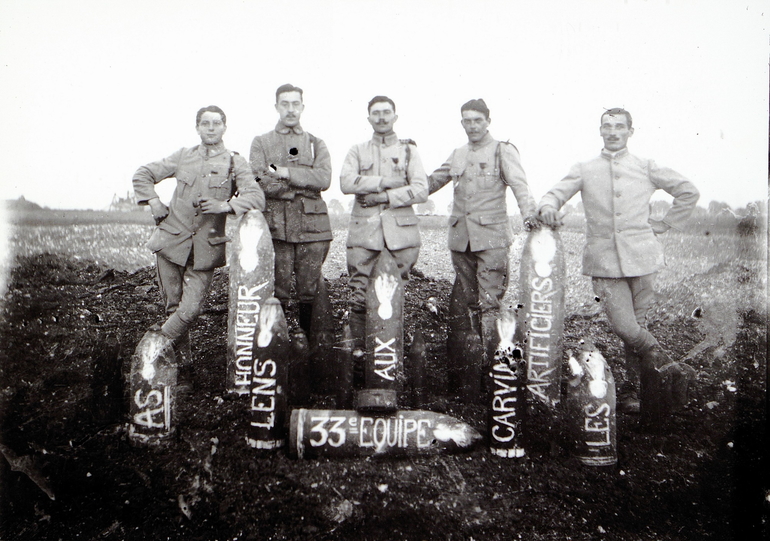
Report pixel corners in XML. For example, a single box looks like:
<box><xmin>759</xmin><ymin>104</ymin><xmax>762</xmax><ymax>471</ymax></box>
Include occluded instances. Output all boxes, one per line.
<box><xmin>537</xmin><ymin>108</ymin><xmax>700</xmax><ymax>419</ymax></box>
<box><xmin>250</xmin><ymin>84</ymin><xmax>333</xmax><ymax>340</ymax></box>
<box><xmin>340</xmin><ymin>95</ymin><xmax>429</xmax><ymax>367</ymax></box>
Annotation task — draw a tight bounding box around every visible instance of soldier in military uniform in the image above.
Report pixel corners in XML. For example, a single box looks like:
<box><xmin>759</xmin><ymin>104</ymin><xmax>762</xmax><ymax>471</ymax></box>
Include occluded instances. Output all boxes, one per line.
<box><xmin>429</xmin><ymin>99</ymin><xmax>539</xmax><ymax>365</ymax></box>
<box><xmin>538</xmin><ymin>108</ymin><xmax>699</xmax><ymax>417</ymax></box>
<box><xmin>249</xmin><ymin>84</ymin><xmax>333</xmax><ymax>337</ymax></box>
<box><xmin>340</xmin><ymin>95</ymin><xmax>429</xmax><ymax>357</ymax></box>
<box><xmin>133</xmin><ymin>106</ymin><xmax>265</xmax><ymax>380</ymax></box>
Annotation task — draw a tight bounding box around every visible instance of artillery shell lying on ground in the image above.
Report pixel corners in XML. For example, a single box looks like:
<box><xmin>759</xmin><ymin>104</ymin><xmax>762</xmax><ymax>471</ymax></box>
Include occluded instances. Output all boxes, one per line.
<box><xmin>289</xmin><ymin>408</ymin><xmax>482</xmax><ymax>459</ymax></box>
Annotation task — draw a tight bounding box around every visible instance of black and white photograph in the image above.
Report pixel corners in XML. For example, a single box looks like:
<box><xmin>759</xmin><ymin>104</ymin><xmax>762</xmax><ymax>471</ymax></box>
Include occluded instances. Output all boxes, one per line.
<box><xmin>1</xmin><ymin>1</ymin><xmax>767</xmax><ymax>539</ymax></box>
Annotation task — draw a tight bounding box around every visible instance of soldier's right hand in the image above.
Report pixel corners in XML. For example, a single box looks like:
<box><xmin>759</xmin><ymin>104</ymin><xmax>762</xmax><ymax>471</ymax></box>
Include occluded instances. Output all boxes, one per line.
<box><xmin>537</xmin><ymin>205</ymin><xmax>563</xmax><ymax>228</ymax></box>
<box><xmin>380</xmin><ymin>176</ymin><xmax>407</xmax><ymax>190</ymax></box>
<box><xmin>148</xmin><ymin>198</ymin><xmax>169</xmax><ymax>225</ymax></box>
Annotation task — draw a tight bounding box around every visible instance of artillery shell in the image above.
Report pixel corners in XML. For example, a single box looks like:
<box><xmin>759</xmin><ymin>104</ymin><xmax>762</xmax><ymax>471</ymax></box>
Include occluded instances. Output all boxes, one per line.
<box><xmin>128</xmin><ymin>330</ymin><xmax>178</xmax><ymax>446</ymax></box>
<box><xmin>516</xmin><ymin>226</ymin><xmax>566</xmax><ymax>408</ymax></box>
<box><xmin>227</xmin><ymin>210</ymin><xmax>275</xmax><ymax>397</ymax></box>
<box><xmin>566</xmin><ymin>343</ymin><xmax>617</xmax><ymax>466</ymax></box>
<box><xmin>289</xmin><ymin>408</ymin><xmax>482</xmax><ymax>459</ymax></box>
<box><xmin>359</xmin><ymin>250</ymin><xmax>404</xmax><ymax>412</ymax></box>
<box><xmin>246</xmin><ymin>298</ymin><xmax>289</xmax><ymax>450</ymax></box>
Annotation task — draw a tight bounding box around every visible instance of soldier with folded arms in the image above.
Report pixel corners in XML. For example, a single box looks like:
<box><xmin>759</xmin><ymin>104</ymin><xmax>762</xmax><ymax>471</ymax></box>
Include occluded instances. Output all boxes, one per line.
<box><xmin>340</xmin><ymin>95</ymin><xmax>429</xmax><ymax>362</ymax></box>
<box><xmin>537</xmin><ymin>107</ymin><xmax>699</xmax><ymax>418</ymax></box>
<box><xmin>249</xmin><ymin>84</ymin><xmax>333</xmax><ymax>339</ymax></box>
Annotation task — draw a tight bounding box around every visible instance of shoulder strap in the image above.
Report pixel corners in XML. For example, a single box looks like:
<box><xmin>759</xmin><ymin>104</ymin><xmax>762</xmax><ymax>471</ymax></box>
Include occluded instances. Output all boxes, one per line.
<box><xmin>496</xmin><ymin>140</ymin><xmax>520</xmax><ymax>182</ymax></box>
<box><xmin>229</xmin><ymin>151</ymin><xmax>239</xmax><ymax>198</ymax></box>
<box><xmin>400</xmin><ymin>139</ymin><xmax>415</xmax><ymax>172</ymax></box>
<box><xmin>307</xmin><ymin>132</ymin><xmax>317</xmax><ymax>161</ymax></box>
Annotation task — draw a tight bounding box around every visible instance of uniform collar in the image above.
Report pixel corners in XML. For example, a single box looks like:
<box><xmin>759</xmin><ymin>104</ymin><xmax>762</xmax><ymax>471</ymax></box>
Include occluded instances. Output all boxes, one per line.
<box><xmin>198</xmin><ymin>142</ymin><xmax>226</xmax><ymax>157</ymax></box>
<box><xmin>468</xmin><ymin>131</ymin><xmax>494</xmax><ymax>150</ymax></box>
<box><xmin>275</xmin><ymin>122</ymin><xmax>304</xmax><ymax>135</ymax></box>
<box><xmin>371</xmin><ymin>132</ymin><xmax>399</xmax><ymax>146</ymax></box>
<box><xmin>601</xmin><ymin>147</ymin><xmax>629</xmax><ymax>160</ymax></box>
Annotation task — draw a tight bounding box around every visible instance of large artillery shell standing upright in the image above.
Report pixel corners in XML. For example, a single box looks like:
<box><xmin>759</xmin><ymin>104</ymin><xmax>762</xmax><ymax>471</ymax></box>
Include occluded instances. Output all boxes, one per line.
<box><xmin>289</xmin><ymin>408</ymin><xmax>482</xmax><ymax>459</ymax></box>
<box><xmin>516</xmin><ymin>226</ymin><xmax>566</xmax><ymax>408</ymax></box>
<box><xmin>128</xmin><ymin>330</ymin><xmax>178</xmax><ymax>446</ymax></box>
<box><xmin>359</xmin><ymin>250</ymin><xmax>404</xmax><ymax>412</ymax></box>
<box><xmin>566</xmin><ymin>340</ymin><xmax>617</xmax><ymax>466</ymax></box>
<box><xmin>246</xmin><ymin>297</ymin><xmax>290</xmax><ymax>450</ymax></box>
<box><xmin>227</xmin><ymin>210</ymin><xmax>275</xmax><ymax>397</ymax></box>
<box><xmin>487</xmin><ymin>310</ymin><xmax>527</xmax><ymax>458</ymax></box>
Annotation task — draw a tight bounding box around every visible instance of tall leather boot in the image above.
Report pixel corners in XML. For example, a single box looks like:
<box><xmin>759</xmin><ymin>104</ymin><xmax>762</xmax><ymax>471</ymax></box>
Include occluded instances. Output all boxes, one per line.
<box><xmin>639</xmin><ymin>343</ymin><xmax>697</xmax><ymax>427</ymax></box>
<box><xmin>618</xmin><ymin>344</ymin><xmax>641</xmax><ymax>414</ymax></box>
<box><xmin>299</xmin><ymin>302</ymin><xmax>313</xmax><ymax>337</ymax></box>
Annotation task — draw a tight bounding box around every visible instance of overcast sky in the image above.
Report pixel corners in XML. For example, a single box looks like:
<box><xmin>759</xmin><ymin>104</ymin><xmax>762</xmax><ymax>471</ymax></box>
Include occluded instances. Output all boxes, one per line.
<box><xmin>0</xmin><ymin>0</ymin><xmax>767</xmax><ymax>213</ymax></box>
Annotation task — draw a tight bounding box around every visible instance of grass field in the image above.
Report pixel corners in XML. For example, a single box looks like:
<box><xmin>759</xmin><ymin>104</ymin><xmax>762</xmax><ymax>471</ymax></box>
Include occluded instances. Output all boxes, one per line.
<box><xmin>5</xmin><ymin>208</ymin><xmax>767</xmax><ymax>321</ymax></box>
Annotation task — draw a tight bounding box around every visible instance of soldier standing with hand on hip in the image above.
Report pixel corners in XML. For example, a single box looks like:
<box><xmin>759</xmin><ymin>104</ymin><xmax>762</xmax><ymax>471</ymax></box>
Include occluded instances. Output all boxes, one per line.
<box><xmin>249</xmin><ymin>84</ymin><xmax>333</xmax><ymax>339</ymax></box>
<box><xmin>340</xmin><ymin>95</ymin><xmax>429</xmax><ymax>361</ymax></box>
<box><xmin>428</xmin><ymin>98</ymin><xmax>539</xmax><ymax>367</ymax></box>
<box><xmin>537</xmin><ymin>107</ymin><xmax>699</xmax><ymax>420</ymax></box>
<box><xmin>133</xmin><ymin>105</ymin><xmax>265</xmax><ymax>388</ymax></box>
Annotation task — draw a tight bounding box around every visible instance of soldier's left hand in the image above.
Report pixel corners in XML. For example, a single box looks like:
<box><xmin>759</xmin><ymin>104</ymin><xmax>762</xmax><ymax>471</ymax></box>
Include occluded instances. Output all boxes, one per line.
<box><xmin>200</xmin><ymin>198</ymin><xmax>232</xmax><ymax>214</ymax></box>
<box><xmin>359</xmin><ymin>193</ymin><xmax>388</xmax><ymax>208</ymax></box>
<box><xmin>272</xmin><ymin>166</ymin><xmax>290</xmax><ymax>180</ymax></box>
<box><xmin>523</xmin><ymin>215</ymin><xmax>540</xmax><ymax>231</ymax></box>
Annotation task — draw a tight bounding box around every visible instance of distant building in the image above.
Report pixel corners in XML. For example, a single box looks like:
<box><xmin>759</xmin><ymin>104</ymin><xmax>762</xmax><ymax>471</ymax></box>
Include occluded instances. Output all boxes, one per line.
<box><xmin>109</xmin><ymin>191</ymin><xmax>145</xmax><ymax>212</ymax></box>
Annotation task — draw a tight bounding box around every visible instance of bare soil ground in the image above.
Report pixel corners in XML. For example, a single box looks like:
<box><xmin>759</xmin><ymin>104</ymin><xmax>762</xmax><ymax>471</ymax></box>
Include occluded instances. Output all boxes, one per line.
<box><xmin>0</xmin><ymin>252</ymin><xmax>767</xmax><ymax>540</ymax></box>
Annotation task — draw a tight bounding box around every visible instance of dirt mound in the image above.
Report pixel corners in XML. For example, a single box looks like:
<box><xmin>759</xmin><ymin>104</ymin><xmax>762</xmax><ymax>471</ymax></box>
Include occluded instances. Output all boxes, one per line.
<box><xmin>0</xmin><ymin>253</ymin><xmax>767</xmax><ymax>540</ymax></box>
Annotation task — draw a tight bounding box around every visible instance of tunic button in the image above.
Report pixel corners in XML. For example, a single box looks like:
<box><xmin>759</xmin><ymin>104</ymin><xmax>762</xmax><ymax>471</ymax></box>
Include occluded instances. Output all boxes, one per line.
<box><xmin>616</xmin><ymin>229</ymin><xmax>621</xmax><ymax>233</ymax></box>
<box><xmin>614</xmin><ymin>174</ymin><xmax>620</xmax><ymax>179</ymax></box>
<box><xmin>615</xmin><ymin>212</ymin><xmax>621</xmax><ymax>216</ymax></box>
<box><xmin>615</xmin><ymin>192</ymin><xmax>621</xmax><ymax>197</ymax></box>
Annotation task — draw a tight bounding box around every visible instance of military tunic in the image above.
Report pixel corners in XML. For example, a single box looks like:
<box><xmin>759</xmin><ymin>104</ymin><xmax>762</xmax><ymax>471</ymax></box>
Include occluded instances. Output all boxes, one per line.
<box><xmin>340</xmin><ymin>132</ymin><xmax>428</xmax><ymax>310</ymax></box>
<box><xmin>250</xmin><ymin>123</ymin><xmax>332</xmax><ymax>305</ymax></box>
<box><xmin>538</xmin><ymin>147</ymin><xmax>699</xmax><ymax>352</ymax></box>
<box><xmin>429</xmin><ymin>132</ymin><xmax>537</xmax><ymax>314</ymax></box>
<box><xmin>133</xmin><ymin>143</ymin><xmax>265</xmax><ymax>340</ymax></box>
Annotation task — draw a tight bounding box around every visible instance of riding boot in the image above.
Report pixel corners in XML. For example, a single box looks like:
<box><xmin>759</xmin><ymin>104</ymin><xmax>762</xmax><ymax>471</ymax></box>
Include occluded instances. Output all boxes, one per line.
<box><xmin>639</xmin><ymin>342</ymin><xmax>697</xmax><ymax>426</ymax></box>
<box><xmin>299</xmin><ymin>302</ymin><xmax>313</xmax><ymax>337</ymax></box>
<box><xmin>618</xmin><ymin>343</ymin><xmax>641</xmax><ymax>414</ymax></box>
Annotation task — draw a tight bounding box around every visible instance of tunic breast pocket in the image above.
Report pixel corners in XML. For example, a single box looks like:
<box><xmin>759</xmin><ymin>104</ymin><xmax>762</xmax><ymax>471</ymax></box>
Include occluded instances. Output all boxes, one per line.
<box><xmin>300</xmin><ymin>198</ymin><xmax>330</xmax><ymax>234</ymax></box>
<box><xmin>208</xmin><ymin>174</ymin><xmax>231</xmax><ymax>200</ymax></box>
<box><xmin>476</xmin><ymin>168</ymin><xmax>501</xmax><ymax>190</ymax></box>
<box><xmin>359</xmin><ymin>160</ymin><xmax>374</xmax><ymax>174</ymax></box>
